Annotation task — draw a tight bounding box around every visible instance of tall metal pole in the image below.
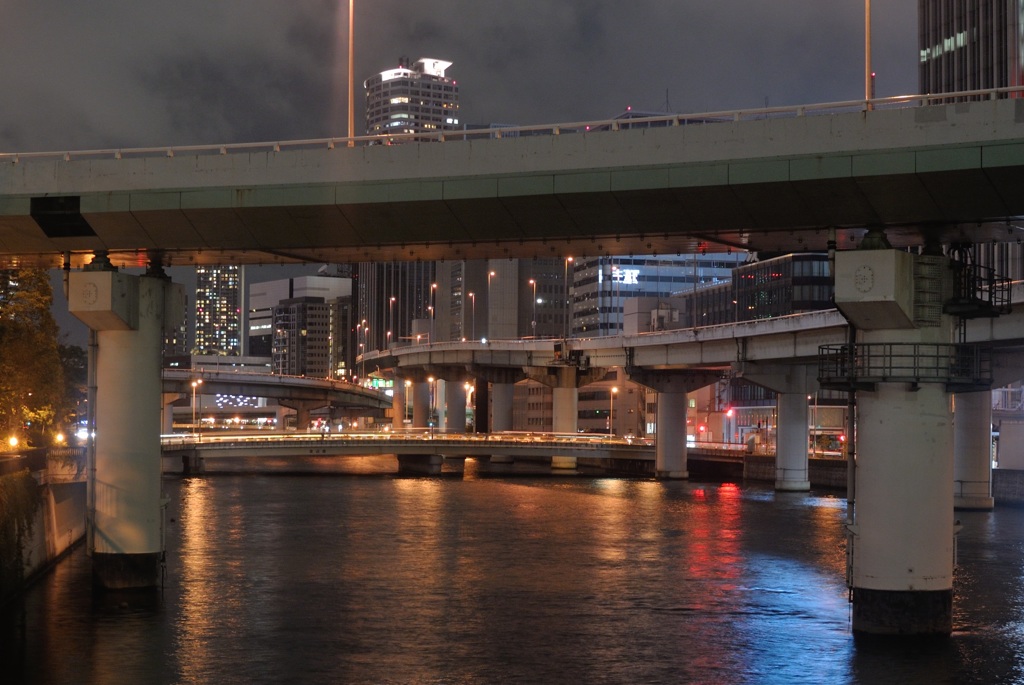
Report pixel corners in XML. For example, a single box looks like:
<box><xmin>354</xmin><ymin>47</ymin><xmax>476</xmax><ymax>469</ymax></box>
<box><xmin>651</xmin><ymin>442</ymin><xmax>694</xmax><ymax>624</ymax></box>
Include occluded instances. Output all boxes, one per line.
<box><xmin>347</xmin><ymin>0</ymin><xmax>355</xmax><ymax>146</ymax></box>
<box><xmin>864</xmin><ymin>0</ymin><xmax>872</xmax><ymax>107</ymax></box>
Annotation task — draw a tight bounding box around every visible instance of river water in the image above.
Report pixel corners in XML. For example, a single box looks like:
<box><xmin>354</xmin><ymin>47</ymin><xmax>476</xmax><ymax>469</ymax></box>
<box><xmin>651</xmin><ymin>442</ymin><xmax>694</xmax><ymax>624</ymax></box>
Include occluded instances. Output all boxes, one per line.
<box><xmin>4</xmin><ymin>456</ymin><xmax>1024</xmax><ymax>684</ymax></box>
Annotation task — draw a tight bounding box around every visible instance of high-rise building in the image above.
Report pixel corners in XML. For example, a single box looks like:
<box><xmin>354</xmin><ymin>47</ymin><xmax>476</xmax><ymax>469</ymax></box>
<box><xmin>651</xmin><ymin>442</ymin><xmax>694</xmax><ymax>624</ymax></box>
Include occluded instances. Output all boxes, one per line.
<box><xmin>248</xmin><ymin>274</ymin><xmax>354</xmax><ymax>379</ymax></box>
<box><xmin>356</xmin><ymin>261</ymin><xmax>435</xmax><ymax>349</ymax></box>
<box><xmin>364</xmin><ymin>57</ymin><xmax>460</xmax><ymax>139</ymax></box>
<box><xmin>249</xmin><ymin>275</ymin><xmax>352</xmax><ymax>355</ymax></box>
<box><xmin>919</xmin><ymin>1</ymin><xmax>1023</xmax><ymax>95</ymax></box>
<box><xmin>920</xmin><ymin>2</ymin><xmax>1024</xmax><ymax>279</ymax></box>
<box><xmin>357</xmin><ymin>57</ymin><xmax>460</xmax><ymax>355</ymax></box>
<box><xmin>272</xmin><ymin>297</ymin><xmax>333</xmax><ymax>378</ymax></box>
<box><xmin>194</xmin><ymin>265</ymin><xmax>243</xmax><ymax>356</ymax></box>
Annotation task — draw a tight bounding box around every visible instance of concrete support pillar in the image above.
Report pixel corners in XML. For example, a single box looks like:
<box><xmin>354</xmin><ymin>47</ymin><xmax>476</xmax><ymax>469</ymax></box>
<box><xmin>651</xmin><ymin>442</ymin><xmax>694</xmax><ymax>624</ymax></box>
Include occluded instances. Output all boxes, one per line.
<box><xmin>655</xmin><ymin>390</ymin><xmax>688</xmax><ymax>479</ymax></box>
<box><xmin>491</xmin><ymin>383</ymin><xmax>514</xmax><ymax>432</ymax></box>
<box><xmin>412</xmin><ymin>381</ymin><xmax>430</xmax><ymax>428</ymax></box>
<box><xmin>551</xmin><ymin>386</ymin><xmax>578</xmax><ymax>434</ymax></box>
<box><xmin>278</xmin><ymin>400</ymin><xmax>325</xmax><ymax>432</ymax></box>
<box><xmin>275</xmin><ymin>404</ymin><xmax>290</xmax><ymax>431</ymax></box>
<box><xmin>69</xmin><ymin>268</ymin><xmax>185</xmax><ymax>590</ymax></box>
<box><xmin>629</xmin><ymin>369</ymin><xmax>723</xmax><ymax>480</ymax></box>
<box><xmin>833</xmin><ymin>246</ymin><xmax>963</xmax><ymax>635</ymax></box>
<box><xmin>953</xmin><ymin>391</ymin><xmax>994</xmax><ymax>510</ymax></box>
<box><xmin>392</xmin><ymin>381</ymin><xmax>407</xmax><ymax>429</ymax></box>
<box><xmin>852</xmin><ymin>382</ymin><xmax>954</xmax><ymax>634</ymax></box>
<box><xmin>733</xmin><ymin>363</ymin><xmax>818</xmax><ymax>492</ymax></box>
<box><xmin>161</xmin><ymin>394</ymin><xmax>179</xmax><ymax>435</ymax></box>
<box><xmin>445</xmin><ymin>381</ymin><xmax>467</xmax><ymax>433</ymax></box>
<box><xmin>775</xmin><ymin>392</ymin><xmax>810</xmax><ymax>491</ymax></box>
<box><xmin>474</xmin><ymin>382</ymin><xmax>489</xmax><ymax>433</ymax></box>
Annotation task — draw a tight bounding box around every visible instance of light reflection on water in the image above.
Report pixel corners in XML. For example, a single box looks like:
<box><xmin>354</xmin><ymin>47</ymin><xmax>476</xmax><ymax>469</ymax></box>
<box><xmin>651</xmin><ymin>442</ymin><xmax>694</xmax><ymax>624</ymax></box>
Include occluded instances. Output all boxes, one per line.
<box><xmin>3</xmin><ymin>458</ymin><xmax>1024</xmax><ymax>684</ymax></box>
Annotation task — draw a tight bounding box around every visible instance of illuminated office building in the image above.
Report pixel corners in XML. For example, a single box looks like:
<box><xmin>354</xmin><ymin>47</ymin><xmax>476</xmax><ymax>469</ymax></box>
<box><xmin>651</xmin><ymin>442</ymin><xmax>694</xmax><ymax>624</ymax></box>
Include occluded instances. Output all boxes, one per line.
<box><xmin>919</xmin><ymin>1</ymin><xmax>1023</xmax><ymax>95</ymax></box>
<box><xmin>571</xmin><ymin>254</ymin><xmax>744</xmax><ymax>336</ymax></box>
<box><xmin>364</xmin><ymin>57</ymin><xmax>460</xmax><ymax>139</ymax></box>
<box><xmin>194</xmin><ymin>265</ymin><xmax>243</xmax><ymax>356</ymax></box>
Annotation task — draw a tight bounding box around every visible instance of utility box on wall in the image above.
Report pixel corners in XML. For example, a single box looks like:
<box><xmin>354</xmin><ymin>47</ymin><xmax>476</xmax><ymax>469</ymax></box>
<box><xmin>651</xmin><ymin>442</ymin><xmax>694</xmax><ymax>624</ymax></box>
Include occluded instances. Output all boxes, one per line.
<box><xmin>833</xmin><ymin>249</ymin><xmax>915</xmax><ymax>330</ymax></box>
<box><xmin>67</xmin><ymin>270</ymin><xmax>139</xmax><ymax>331</ymax></box>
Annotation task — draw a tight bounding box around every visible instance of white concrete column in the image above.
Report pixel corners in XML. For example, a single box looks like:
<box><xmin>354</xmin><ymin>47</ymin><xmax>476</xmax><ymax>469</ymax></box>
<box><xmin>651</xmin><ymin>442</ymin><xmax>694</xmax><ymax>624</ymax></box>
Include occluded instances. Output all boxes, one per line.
<box><xmin>853</xmin><ymin>382</ymin><xmax>954</xmax><ymax>634</ymax></box>
<box><xmin>391</xmin><ymin>381</ymin><xmax>407</xmax><ymax>429</ymax></box>
<box><xmin>70</xmin><ymin>272</ymin><xmax>182</xmax><ymax>589</ymax></box>
<box><xmin>275</xmin><ymin>404</ymin><xmax>290</xmax><ymax>430</ymax></box>
<box><xmin>445</xmin><ymin>381</ymin><xmax>467</xmax><ymax>434</ymax></box>
<box><xmin>552</xmin><ymin>387</ymin><xmax>578</xmax><ymax>434</ymax></box>
<box><xmin>412</xmin><ymin>381</ymin><xmax>430</xmax><ymax>428</ymax></box>
<box><xmin>491</xmin><ymin>383</ymin><xmax>514</xmax><ymax>432</ymax></box>
<box><xmin>655</xmin><ymin>391</ymin><xmax>688</xmax><ymax>479</ymax></box>
<box><xmin>775</xmin><ymin>392</ymin><xmax>810</xmax><ymax>491</ymax></box>
<box><xmin>953</xmin><ymin>391</ymin><xmax>994</xmax><ymax>510</ymax></box>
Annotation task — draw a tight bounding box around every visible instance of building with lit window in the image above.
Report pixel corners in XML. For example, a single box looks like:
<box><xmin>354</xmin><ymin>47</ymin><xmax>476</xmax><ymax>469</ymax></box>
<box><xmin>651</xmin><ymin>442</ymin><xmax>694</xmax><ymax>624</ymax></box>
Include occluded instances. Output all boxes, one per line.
<box><xmin>919</xmin><ymin>1</ymin><xmax>1023</xmax><ymax>96</ymax></box>
<box><xmin>571</xmin><ymin>254</ymin><xmax>744</xmax><ymax>336</ymax></box>
<box><xmin>272</xmin><ymin>297</ymin><xmax>333</xmax><ymax>378</ymax></box>
<box><xmin>920</xmin><ymin>2</ymin><xmax>1024</xmax><ymax>280</ymax></box>
<box><xmin>364</xmin><ymin>57</ymin><xmax>460</xmax><ymax>139</ymax></box>
<box><xmin>194</xmin><ymin>265</ymin><xmax>243</xmax><ymax>356</ymax></box>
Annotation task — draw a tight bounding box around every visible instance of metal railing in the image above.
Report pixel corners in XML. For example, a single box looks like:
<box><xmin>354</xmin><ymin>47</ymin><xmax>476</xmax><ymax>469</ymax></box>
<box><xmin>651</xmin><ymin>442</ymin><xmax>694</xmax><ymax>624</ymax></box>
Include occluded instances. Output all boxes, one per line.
<box><xmin>946</xmin><ymin>261</ymin><xmax>1013</xmax><ymax>319</ymax></box>
<box><xmin>818</xmin><ymin>343</ymin><xmax>992</xmax><ymax>392</ymax></box>
<box><xmin>3</xmin><ymin>86</ymin><xmax>1023</xmax><ymax>165</ymax></box>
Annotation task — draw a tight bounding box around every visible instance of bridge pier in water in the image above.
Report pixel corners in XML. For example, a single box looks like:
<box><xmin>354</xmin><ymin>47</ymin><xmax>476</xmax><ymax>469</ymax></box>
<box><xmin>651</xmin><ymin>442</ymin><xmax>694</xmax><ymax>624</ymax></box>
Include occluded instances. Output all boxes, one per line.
<box><xmin>68</xmin><ymin>261</ymin><xmax>185</xmax><ymax>590</ymax></box>
<box><xmin>953</xmin><ymin>391</ymin><xmax>994</xmax><ymax>510</ymax></box>
<box><xmin>628</xmin><ymin>369</ymin><xmax>722</xmax><ymax>480</ymax></box>
<box><xmin>470</xmin><ymin>366</ymin><xmax>527</xmax><ymax>464</ymax></box>
<box><xmin>831</xmin><ymin>245</ymin><xmax>994</xmax><ymax>635</ymax></box>
<box><xmin>736</xmin><ymin>364</ymin><xmax>819</xmax><ymax>492</ymax></box>
<box><xmin>527</xmin><ymin>365</ymin><xmax>607</xmax><ymax>470</ymax></box>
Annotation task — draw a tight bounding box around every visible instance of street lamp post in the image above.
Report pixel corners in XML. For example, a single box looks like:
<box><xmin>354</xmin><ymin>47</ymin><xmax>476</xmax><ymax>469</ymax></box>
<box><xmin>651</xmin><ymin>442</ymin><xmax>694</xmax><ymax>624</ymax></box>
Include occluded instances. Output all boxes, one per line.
<box><xmin>564</xmin><ymin>256</ymin><xmax>573</xmax><ymax>338</ymax></box>
<box><xmin>404</xmin><ymin>379</ymin><xmax>412</xmax><ymax>424</ymax></box>
<box><xmin>191</xmin><ymin>379</ymin><xmax>203</xmax><ymax>442</ymax></box>
<box><xmin>609</xmin><ymin>386</ymin><xmax>618</xmax><ymax>435</ymax></box>
<box><xmin>487</xmin><ymin>270</ymin><xmax>496</xmax><ymax>338</ymax></box>
<box><xmin>428</xmin><ymin>375</ymin><xmax>436</xmax><ymax>434</ymax></box>
<box><xmin>430</xmin><ymin>282</ymin><xmax>437</xmax><ymax>343</ymax></box>
<box><xmin>347</xmin><ymin>0</ymin><xmax>355</xmax><ymax>146</ymax></box>
<box><xmin>468</xmin><ymin>292</ymin><xmax>475</xmax><ymax>341</ymax></box>
<box><xmin>529</xmin><ymin>278</ymin><xmax>537</xmax><ymax>337</ymax></box>
<box><xmin>389</xmin><ymin>296</ymin><xmax>396</xmax><ymax>347</ymax></box>
<box><xmin>865</xmin><ymin>0</ymin><xmax>873</xmax><ymax>107</ymax></box>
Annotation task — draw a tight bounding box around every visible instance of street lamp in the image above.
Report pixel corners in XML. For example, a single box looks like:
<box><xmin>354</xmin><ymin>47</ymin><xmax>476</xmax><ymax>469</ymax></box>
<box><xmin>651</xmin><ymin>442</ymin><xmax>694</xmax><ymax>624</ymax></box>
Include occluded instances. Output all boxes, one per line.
<box><xmin>430</xmin><ymin>282</ymin><xmax>437</xmax><ymax>342</ymax></box>
<box><xmin>865</xmin><ymin>0</ymin><xmax>873</xmax><ymax>107</ymax></box>
<box><xmin>191</xmin><ymin>379</ymin><xmax>203</xmax><ymax>441</ymax></box>
<box><xmin>609</xmin><ymin>386</ymin><xmax>618</xmax><ymax>435</ymax></box>
<box><xmin>428</xmin><ymin>375</ymin><xmax>436</xmax><ymax>433</ymax></box>
<box><xmin>468</xmin><ymin>291</ymin><xmax>476</xmax><ymax>341</ymax></box>
<box><xmin>529</xmin><ymin>278</ymin><xmax>537</xmax><ymax>337</ymax></box>
<box><xmin>347</xmin><ymin>0</ymin><xmax>355</xmax><ymax>146</ymax></box>
<box><xmin>389</xmin><ymin>296</ymin><xmax>396</xmax><ymax>345</ymax></box>
<box><xmin>404</xmin><ymin>379</ymin><xmax>412</xmax><ymax>424</ymax></box>
<box><xmin>564</xmin><ymin>256</ymin><xmax>573</xmax><ymax>338</ymax></box>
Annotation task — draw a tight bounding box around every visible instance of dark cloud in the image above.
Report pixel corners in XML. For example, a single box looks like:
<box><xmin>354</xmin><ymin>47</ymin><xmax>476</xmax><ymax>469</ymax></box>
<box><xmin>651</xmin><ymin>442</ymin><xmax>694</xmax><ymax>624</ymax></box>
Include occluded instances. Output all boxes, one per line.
<box><xmin>1</xmin><ymin>1</ymin><xmax>918</xmax><ymax>150</ymax></box>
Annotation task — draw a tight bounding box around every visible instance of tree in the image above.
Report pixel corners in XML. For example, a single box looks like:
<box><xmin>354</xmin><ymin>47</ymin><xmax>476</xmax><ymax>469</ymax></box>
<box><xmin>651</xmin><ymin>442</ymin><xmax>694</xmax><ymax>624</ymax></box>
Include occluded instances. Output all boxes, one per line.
<box><xmin>0</xmin><ymin>269</ymin><xmax>64</xmax><ymax>446</ymax></box>
<box><xmin>58</xmin><ymin>342</ymin><xmax>88</xmax><ymax>431</ymax></box>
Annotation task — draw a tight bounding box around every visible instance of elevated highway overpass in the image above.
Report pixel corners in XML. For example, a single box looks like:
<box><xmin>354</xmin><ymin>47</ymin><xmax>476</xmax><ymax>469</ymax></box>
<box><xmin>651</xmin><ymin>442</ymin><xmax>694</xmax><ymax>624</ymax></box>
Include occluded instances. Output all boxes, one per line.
<box><xmin>161</xmin><ymin>367</ymin><xmax>390</xmax><ymax>410</ymax></box>
<box><xmin>2</xmin><ymin>90</ymin><xmax>1024</xmax><ymax>269</ymax></box>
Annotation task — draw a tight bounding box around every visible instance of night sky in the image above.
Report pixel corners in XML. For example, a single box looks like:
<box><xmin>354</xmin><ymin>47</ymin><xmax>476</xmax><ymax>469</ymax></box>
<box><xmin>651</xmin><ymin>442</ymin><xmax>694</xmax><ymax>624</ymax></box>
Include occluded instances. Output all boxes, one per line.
<box><xmin>2</xmin><ymin>1</ymin><xmax>918</xmax><ymax>152</ymax></box>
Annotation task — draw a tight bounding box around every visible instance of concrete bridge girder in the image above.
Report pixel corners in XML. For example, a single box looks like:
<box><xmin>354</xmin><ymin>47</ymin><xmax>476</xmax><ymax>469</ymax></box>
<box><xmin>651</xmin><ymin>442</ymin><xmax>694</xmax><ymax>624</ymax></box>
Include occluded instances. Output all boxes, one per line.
<box><xmin>733</xmin><ymin>362</ymin><xmax>821</xmax><ymax>395</ymax></box>
<box><xmin>626</xmin><ymin>368</ymin><xmax>724</xmax><ymax>394</ymax></box>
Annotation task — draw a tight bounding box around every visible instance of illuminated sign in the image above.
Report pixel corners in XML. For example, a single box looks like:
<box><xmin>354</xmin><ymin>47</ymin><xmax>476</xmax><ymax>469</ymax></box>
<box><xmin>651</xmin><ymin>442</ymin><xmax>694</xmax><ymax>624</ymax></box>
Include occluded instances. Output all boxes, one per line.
<box><xmin>611</xmin><ymin>266</ymin><xmax>640</xmax><ymax>285</ymax></box>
